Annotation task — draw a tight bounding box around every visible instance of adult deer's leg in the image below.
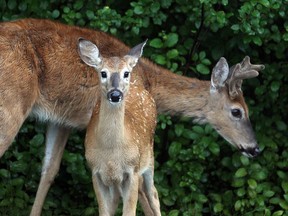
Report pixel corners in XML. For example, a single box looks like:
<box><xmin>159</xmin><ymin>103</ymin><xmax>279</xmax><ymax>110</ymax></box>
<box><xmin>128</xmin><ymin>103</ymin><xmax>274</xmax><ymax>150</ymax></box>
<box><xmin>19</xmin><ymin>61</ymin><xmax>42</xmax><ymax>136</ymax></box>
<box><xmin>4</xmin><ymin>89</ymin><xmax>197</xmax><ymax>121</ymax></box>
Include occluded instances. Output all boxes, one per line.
<box><xmin>30</xmin><ymin>123</ymin><xmax>70</xmax><ymax>216</ymax></box>
<box><xmin>0</xmin><ymin>67</ymin><xmax>38</xmax><ymax>157</ymax></box>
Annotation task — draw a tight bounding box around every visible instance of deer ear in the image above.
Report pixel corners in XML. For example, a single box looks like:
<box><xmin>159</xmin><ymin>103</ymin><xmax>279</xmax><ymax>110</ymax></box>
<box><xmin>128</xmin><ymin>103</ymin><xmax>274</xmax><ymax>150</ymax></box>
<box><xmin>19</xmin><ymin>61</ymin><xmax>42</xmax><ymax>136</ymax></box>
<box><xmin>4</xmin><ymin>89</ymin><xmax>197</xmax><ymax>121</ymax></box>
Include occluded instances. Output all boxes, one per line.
<box><xmin>210</xmin><ymin>57</ymin><xmax>229</xmax><ymax>92</ymax></box>
<box><xmin>78</xmin><ymin>38</ymin><xmax>102</xmax><ymax>68</ymax></box>
<box><xmin>126</xmin><ymin>39</ymin><xmax>147</xmax><ymax>68</ymax></box>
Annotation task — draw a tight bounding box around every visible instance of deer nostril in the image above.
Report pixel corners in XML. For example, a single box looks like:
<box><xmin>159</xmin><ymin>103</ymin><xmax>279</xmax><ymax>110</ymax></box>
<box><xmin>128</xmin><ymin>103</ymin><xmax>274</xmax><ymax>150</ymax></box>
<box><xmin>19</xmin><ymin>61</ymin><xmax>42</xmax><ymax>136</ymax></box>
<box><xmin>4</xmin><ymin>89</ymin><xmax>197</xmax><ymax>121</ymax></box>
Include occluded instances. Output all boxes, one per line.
<box><xmin>107</xmin><ymin>90</ymin><xmax>123</xmax><ymax>103</ymax></box>
<box><xmin>240</xmin><ymin>146</ymin><xmax>260</xmax><ymax>158</ymax></box>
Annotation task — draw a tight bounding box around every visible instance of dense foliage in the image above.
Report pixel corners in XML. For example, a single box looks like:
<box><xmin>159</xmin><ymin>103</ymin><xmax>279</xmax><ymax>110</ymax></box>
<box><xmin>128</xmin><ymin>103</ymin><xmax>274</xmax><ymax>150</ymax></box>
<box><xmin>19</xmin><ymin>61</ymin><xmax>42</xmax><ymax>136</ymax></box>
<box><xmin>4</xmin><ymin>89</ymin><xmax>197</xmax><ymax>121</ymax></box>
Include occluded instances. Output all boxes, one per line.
<box><xmin>0</xmin><ymin>0</ymin><xmax>287</xmax><ymax>215</ymax></box>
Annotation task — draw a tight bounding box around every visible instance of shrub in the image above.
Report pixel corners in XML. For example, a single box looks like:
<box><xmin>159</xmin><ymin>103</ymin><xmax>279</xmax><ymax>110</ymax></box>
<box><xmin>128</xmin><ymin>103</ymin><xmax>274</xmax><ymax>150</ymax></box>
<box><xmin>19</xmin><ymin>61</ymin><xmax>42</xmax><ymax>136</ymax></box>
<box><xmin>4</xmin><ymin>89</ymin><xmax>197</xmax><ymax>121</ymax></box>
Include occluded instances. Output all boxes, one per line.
<box><xmin>0</xmin><ymin>0</ymin><xmax>287</xmax><ymax>215</ymax></box>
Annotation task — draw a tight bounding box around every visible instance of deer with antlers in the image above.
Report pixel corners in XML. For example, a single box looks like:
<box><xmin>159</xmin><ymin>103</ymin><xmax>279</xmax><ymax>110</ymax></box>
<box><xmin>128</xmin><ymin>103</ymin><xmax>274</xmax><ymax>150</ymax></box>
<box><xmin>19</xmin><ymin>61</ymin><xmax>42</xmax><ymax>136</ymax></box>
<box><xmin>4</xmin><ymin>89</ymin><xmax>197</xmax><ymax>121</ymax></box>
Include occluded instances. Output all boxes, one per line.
<box><xmin>78</xmin><ymin>38</ymin><xmax>161</xmax><ymax>215</ymax></box>
<box><xmin>0</xmin><ymin>18</ymin><xmax>264</xmax><ymax>215</ymax></box>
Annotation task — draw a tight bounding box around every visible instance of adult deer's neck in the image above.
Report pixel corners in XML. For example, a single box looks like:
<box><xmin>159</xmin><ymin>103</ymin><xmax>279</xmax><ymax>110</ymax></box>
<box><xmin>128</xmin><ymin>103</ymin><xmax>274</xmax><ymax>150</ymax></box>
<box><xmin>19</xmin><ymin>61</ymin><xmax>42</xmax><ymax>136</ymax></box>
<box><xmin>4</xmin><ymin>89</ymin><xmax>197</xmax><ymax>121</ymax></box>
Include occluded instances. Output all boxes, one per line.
<box><xmin>139</xmin><ymin>59</ymin><xmax>211</xmax><ymax>122</ymax></box>
<box><xmin>97</xmin><ymin>99</ymin><xmax>126</xmax><ymax>146</ymax></box>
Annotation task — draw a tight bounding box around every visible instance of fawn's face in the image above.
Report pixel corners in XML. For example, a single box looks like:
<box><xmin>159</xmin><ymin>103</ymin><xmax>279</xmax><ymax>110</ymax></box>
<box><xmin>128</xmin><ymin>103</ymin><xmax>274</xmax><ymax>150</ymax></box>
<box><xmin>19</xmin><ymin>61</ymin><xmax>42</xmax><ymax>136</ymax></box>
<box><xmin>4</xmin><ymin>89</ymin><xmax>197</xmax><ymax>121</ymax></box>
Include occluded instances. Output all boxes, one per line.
<box><xmin>97</xmin><ymin>56</ymin><xmax>134</xmax><ymax>104</ymax></box>
<box><xmin>78</xmin><ymin>38</ymin><xmax>146</xmax><ymax>105</ymax></box>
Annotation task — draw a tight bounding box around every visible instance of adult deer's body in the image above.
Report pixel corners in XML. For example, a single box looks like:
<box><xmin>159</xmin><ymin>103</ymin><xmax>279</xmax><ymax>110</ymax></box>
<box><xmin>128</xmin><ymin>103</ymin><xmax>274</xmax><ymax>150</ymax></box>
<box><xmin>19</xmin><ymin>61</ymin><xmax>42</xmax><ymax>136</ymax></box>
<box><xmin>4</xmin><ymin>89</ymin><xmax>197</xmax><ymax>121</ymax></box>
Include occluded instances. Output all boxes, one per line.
<box><xmin>0</xmin><ymin>18</ymin><xmax>264</xmax><ymax>215</ymax></box>
<box><xmin>78</xmin><ymin>39</ymin><xmax>160</xmax><ymax>215</ymax></box>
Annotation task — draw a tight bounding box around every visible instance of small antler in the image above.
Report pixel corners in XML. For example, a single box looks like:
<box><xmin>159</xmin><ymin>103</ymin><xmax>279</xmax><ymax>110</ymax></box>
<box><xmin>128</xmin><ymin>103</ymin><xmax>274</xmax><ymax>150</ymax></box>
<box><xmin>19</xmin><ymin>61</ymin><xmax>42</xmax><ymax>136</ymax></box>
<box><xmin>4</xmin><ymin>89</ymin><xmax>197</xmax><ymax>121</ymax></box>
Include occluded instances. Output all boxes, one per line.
<box><xmin>226</xmin><ymin>56</ymin><xmax>265</xmax><ymax>99</ymax></box>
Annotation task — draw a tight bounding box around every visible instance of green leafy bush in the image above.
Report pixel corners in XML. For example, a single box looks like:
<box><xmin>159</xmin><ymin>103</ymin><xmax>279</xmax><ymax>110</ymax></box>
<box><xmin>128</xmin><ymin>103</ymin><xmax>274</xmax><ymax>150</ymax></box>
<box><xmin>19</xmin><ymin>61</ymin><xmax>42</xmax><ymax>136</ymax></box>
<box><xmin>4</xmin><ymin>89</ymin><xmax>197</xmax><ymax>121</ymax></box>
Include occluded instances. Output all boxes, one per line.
<box><xmin>0</xmin><ymin>0</ymin><xmax>287</xmax><ymax>215</ymax></box>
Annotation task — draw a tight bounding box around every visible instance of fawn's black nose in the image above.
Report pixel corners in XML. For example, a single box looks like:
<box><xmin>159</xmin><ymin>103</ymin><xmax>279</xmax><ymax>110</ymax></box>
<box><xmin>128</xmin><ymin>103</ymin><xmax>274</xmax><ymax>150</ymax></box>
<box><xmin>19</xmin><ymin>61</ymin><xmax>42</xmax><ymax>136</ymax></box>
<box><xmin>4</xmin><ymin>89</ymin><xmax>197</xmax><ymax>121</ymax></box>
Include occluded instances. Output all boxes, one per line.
<box><xmin>107</xmin><ymin>89</ymin><xmax>123</xmax><ymax>103</ymax></box>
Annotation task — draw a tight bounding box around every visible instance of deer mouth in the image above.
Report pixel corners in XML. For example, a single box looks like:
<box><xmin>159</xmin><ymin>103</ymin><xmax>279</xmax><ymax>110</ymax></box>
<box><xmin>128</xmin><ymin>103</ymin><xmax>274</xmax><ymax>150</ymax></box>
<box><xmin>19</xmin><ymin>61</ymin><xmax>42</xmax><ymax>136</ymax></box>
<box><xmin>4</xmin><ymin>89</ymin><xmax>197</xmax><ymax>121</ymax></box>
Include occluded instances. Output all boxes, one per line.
<box><xmin>107</xmin><ymin>89</ymin><xmax>123</xmax><ymax>104</ymax></box>
<box><xmin>239</xmin><ymin>145</ymin><xmax>260</xmax><ymax>157</ymax></box>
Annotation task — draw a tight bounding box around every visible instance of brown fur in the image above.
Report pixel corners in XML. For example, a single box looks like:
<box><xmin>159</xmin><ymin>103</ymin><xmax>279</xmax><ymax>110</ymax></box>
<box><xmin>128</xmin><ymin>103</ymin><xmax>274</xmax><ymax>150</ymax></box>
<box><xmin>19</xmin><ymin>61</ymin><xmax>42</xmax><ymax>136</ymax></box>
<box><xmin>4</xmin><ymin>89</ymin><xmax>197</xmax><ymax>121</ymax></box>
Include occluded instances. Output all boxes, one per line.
<box><xmin>0</xmin><ymin>18</ymin><xmax>262</xmax><ymax>215</ymax></box>
<box><xmin>78</xmin><ymin>40</ymin><xmax>160</xmax><ymax>215</ymax></box>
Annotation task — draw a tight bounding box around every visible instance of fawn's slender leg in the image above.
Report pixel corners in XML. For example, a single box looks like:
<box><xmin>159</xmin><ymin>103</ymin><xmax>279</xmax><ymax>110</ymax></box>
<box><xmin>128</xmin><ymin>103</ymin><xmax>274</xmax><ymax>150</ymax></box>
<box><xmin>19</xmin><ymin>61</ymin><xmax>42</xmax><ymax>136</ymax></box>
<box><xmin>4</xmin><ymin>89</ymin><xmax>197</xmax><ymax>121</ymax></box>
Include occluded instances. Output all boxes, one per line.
<box><xmin>139</xmin><ymin>169</ymin><xmax>161</xmax><ymax>216</ymax></box>
<box><xmin>92</xmin><ymin>174</ymin><xmax>121</xmax><ymax>216</ymax></box>
<box><xmin>138</xmin><ymin>175</ymin><xmax>154</xmax><ymax>216</ymax></box>
<box><xmin>30</xmin><ymin>123</ymin><xmax>70</xmax><ymax>216</ymax></box>
<box><xmin>122</xmin><ymin>172</ymin><xmax>139</xmax><ymax>216</ymax></box>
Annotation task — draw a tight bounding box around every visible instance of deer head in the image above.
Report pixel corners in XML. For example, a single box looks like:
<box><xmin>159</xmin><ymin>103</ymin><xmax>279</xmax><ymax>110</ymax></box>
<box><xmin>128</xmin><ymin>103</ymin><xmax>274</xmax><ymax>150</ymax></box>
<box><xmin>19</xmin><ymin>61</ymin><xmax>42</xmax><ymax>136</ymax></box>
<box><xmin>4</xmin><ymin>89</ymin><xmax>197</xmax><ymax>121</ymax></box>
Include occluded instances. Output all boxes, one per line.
<box><xmin>208</xmin><ymin>56</ymin><xmax>265</xmax><ymax>157</ymax></box>
<box><xmin>78</xmin><ymin>38</ymin><xmax>146</xmax><ymax>105</ymax></box>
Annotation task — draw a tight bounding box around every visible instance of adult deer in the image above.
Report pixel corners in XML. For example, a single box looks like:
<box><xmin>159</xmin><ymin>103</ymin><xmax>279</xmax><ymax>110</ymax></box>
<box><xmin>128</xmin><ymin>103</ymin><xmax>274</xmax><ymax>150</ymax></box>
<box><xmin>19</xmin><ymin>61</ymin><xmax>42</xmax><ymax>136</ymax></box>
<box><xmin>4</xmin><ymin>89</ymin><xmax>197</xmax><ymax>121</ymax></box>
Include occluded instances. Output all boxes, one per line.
<box><xmin>78</xmin><ymin>38</ymin><xmax>161</xmax><ymax>216</ymax></box>
<box><xmin>0</xmin><ymin>18</ymin><xmax>264</xmax><ymax>215</ymax></box>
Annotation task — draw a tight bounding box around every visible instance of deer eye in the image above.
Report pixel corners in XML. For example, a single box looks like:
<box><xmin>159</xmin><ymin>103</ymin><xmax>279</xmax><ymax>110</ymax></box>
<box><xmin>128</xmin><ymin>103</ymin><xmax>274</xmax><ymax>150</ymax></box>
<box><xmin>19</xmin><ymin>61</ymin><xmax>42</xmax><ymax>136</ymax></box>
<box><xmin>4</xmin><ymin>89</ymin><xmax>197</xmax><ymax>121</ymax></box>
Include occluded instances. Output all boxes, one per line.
<box><xmin>101</xmin><ymin>71</ymin><xmax>107</xmax><ymax>78</ymax></box>
<box><xmin>231</xmin><ymin>108</ymin><xmax>242</xmax><ymax>119</ymax></box>
<box><xmin>124</xmin><ymin>71</ymin><xmax>130</xmax><ymax>78</ymax></box>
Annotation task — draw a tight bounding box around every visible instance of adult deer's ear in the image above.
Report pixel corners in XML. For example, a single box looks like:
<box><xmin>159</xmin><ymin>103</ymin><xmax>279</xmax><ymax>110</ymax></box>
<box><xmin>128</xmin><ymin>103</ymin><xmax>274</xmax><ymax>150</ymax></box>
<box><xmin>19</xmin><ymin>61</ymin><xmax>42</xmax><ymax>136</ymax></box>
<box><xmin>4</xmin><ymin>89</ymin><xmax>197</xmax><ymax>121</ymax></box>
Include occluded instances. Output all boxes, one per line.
<box><xmin>78</xmin><ymin>38</ymin><xmax>103</xmax><ymax>68</ymax></box>
<box><xmin>210</xmin><ymin>57</ymin><xmax>229</xmax><ymax>93</ymax></box>
<box><xmin>125</xmin><ymin>39</ymin><xmax>147</xmax><ymax>68</ymax></box>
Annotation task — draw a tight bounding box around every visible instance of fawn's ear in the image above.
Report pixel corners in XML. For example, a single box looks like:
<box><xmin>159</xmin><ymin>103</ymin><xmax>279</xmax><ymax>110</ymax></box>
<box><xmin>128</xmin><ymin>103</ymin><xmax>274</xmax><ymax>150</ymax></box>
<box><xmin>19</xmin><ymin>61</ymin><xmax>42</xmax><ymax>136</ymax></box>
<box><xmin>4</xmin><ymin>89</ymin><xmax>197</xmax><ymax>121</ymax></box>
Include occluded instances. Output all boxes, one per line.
<box><xmin>210</xmin><ymin>57</ymin><xmax>229</xmax><ymax>93</ymax></box>
<box><xmin>78</xmin><ymin>38</ymin><xmax>102</xmax><ymax>68</ymax></box>
<box><xmin>126</xmin><ymin>40</ymin><xmax>147</xmax><ymax>68</ymax></box>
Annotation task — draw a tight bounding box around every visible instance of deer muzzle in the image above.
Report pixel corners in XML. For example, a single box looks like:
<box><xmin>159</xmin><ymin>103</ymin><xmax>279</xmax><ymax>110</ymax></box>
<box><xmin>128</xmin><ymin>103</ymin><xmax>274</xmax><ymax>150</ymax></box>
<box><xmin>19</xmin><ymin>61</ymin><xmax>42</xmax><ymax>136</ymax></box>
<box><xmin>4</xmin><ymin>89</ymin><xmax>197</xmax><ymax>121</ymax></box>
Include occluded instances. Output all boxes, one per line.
<box><xmin>107</xmin><ymin>89</ymin><xmax>123</xmax><ymax>104</ymax></box>
<box><xmin>239</xmin><ymin>145</ymin><xmax>260</xmax><ymax>157</ymax></box>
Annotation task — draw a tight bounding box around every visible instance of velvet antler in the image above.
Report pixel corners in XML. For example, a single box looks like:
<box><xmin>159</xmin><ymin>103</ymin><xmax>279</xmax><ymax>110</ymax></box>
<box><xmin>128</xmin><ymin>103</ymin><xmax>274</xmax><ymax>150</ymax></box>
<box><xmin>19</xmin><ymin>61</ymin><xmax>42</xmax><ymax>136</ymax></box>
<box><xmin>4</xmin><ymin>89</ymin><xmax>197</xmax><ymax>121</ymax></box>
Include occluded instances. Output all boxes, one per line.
<box><xmin>226</xmin><ymin>56</ymin><xmax>265</xmax><ymax>99</ymax></box>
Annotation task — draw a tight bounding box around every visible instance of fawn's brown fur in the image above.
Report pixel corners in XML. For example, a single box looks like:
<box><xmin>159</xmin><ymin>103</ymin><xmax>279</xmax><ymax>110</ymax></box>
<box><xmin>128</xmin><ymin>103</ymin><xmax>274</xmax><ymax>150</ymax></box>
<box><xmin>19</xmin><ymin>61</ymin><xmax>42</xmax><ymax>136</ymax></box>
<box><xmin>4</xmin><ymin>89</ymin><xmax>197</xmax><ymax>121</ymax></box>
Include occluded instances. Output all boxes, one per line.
<box><xmin>78</xmin><ymin>39</ymin><xmax>160</xmax><ymax>215</ymax></box>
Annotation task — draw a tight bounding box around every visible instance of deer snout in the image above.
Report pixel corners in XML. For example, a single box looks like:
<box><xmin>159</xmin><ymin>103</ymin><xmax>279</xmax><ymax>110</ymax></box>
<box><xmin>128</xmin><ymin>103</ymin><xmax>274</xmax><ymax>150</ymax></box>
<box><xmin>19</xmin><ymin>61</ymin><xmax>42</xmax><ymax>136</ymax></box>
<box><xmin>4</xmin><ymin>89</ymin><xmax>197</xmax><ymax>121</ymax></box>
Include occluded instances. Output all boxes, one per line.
<box><xmin>239</xmin><ymin>145</ymin><xmax>260</xmax><ymax>158</ymax></box>
<box><xmin>107</xmin><ymin>89</ymin><xmax>123</xmax><ymax>103</ymax></box>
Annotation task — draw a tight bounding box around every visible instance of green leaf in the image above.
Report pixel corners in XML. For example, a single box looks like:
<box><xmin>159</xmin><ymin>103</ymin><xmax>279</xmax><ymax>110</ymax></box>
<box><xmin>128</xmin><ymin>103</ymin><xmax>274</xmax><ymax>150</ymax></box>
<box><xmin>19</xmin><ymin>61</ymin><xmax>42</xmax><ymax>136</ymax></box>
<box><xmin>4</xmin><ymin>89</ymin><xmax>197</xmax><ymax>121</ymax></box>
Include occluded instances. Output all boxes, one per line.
<box><xmin>73</xmin><ymin>0</ymin><xmax>83</xmax><ymax>10</ymax></box>
<box><xmin>0</xmin><ymin>169</ymin><xmax>9</xmax><ymax>178</ymax></box>
<box><xmin>174</xmin><ymin>124</ymin><xmax>184</xmax><ymax>137</ymax></box>
<box><xmin>259</xmin><ymin>0</ymin><xmax>270</xmax><ymax>7</ymax></box>
<box><xmin>86</xmin><ymin>10</ymin><xmax>95</xmax><ymax>19</ymax></box>
<box><xmin>276</xmin><ymin>121</ymin><xmax>287</xmax><ymax>131</ymax></box>
<box><xmin>271</xmin><ymin>81</ymin><xmax>280</xmax><ymax>92</ymax></box>
<box><xmin>163</xmin><ymin>197</ymin><xmax>175</xmax><ymax>206</ymax></box>
<box><xmin>150</xmin><ymin>38</ymin><xmax>163</xmax><ymax>48</ymax></box>
<box><xmin>281</xmin><ymin>182</ymin><xmax>288</xmax><ymax>193</ymax></box>
<box><xmin>11</xmin><ymin>178</ymin><xmax>24</xmax><ymax>186</ymax></box>
<box><xmin>150</xmin><ymin>2</ymin><xmax>160</xmax><ymax>13</ymax></box>
<box><xmin>0</xmin><ymin>199</ymin><xmax>10</xmax><ymax>207</ymax></box>
<box><xmin>279</xmin><ymin>200</ymin><xmax>288</xmax><ymax>210</ymax></box>
<box><xmin>84</xmin><ymin>207</ymin><xmax>96</xmax><ymax>215</ymax></box>
<box><xmin>272</xmin><ymin>210</ymin><xmax>284</xmax><ymax>216</ymax></box>
<box><xmin>248</xmin><ymin>179</ymin><xmax>257</xmax><ymax>189</ymax></box>
<box><xmin>154</xmin><ymin>55</ymin><xmax>166</xmax><ymax>65</ymax></box>
<box><xmin>7</xmin><ymin>0</ymin><xmax>16</xmax><ymax>10</ymax></box>
<box><xmin>52</xmin><ymin>9</ymin><xmax>60</xmax><ymax>18</ymax></box>
<box><xmin>231</xmin><ymin>24</ymin><xmax>240</xmax><ymax>31</ymax></box>
<box><xmin>263</xmin><ymin>190</ymin><xmax>275</xmax><ymax>198</ymax></box>
<box><xmin>167</xmin><ymin>49</ymin><xmax>179</xmax><ymax>59</ymax></box>
<box><xmin>208</xmin><ymin>142</ymin><xmax>220</xmax><ymax>155</ymax></box>
<box><xmin>196</xmin><ymin>63</ymin><xmax>210</xmax><ymax>75</ymax></box>
<box><xmin>29</xmin><ymin>134</ymin><xmax>44</xmax><ymax>147</ymax></box>
<box><xmin>253</xmin><ymin>36</ymin><xmax>262</xmax><ymax>45</ymax></box>
<box><xmin>10</xmin><ymin>162</ymin><xmax>28</xmax><ymax>172</ymax></box>
<box><xmin>164</xmin><ymin>33</ymin><xmax>178</xmax><ymax>47</ymax></box>
<box><xmin>168</xmin><ymin>142</ymin><xmax>182</xmax><ymax>158</ymax></box>
<box><xmin>213</xmin><ymin>203</ymin><xmax>223</xmax><ymax>213</ymax></box>
<box><xmin>237</xmin><ymin>188</ymin><xmax>246</xmax><ymax>197</ymax></box>
<box><xmin>18</xmin><ymin>2</ymin><xmax>27</xmax><ymax>11</ymax></box>
<box><xmin>134</xmin><ymin>5</ymin><xmax>144</xmax><ymax>15</ymax></box>
<box><xmin>168</xmin><ymin>210</ymin><xmax>179</xmax><ymax>216</ymax></box>
<box><xmin>192</xmin><ymin>126</ymin><xmax>204</xmax><ymax>134</ymax></box>
<box><xmin>199</xmin><ymin>51</ymin><xmax>206</xmax><ymax>60</ymax></box>
<box><xmin>240</xmin><ymin>155</ymin><xmax>250</xmax><ymax>166</ymax></box>
<box><xmin>234</xmin><ymin>200</ymin><xmax>242</xmax><ymax>211</ymax></box>
<box><xmin>235</xmin><ymin>168</ymin><xmax>247</xmax><ymax>178</ymax></box>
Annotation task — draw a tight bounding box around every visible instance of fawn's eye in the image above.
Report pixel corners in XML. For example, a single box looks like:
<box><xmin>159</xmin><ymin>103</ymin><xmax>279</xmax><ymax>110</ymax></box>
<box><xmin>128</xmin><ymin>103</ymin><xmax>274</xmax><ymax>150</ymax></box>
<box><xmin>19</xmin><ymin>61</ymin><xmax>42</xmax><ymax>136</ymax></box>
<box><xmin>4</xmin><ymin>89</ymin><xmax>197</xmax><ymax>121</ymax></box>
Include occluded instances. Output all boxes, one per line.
<box><xmin>231</xmin><ymin>108</ymin><xmax>242</xmax><ymax>119</ymax></box>
<box><xmin>101</xmin><ymin>71</ymin><xmax>107</xmax><ymax>78</ymax></box>
<box><xmin>124</xmin><ymin>71</ymin><xmax>130</xmax><ymax>78</ymax></box>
